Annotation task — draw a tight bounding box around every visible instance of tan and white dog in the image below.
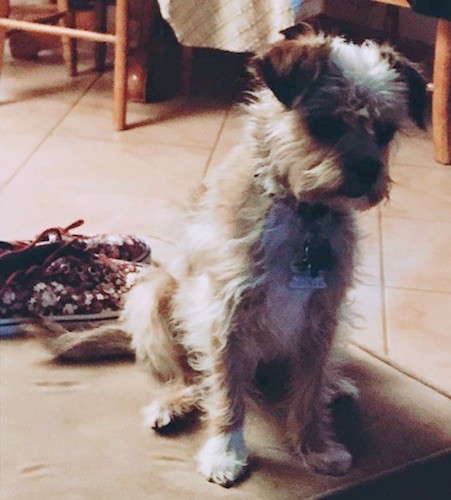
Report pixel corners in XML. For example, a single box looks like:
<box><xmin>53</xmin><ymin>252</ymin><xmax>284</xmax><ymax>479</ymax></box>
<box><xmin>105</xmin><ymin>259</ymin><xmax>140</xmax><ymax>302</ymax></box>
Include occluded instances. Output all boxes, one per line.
<box><xmin>39</xmin><ymin>27</ymin><xmax>427</xmax><ymax>487</ymax></box>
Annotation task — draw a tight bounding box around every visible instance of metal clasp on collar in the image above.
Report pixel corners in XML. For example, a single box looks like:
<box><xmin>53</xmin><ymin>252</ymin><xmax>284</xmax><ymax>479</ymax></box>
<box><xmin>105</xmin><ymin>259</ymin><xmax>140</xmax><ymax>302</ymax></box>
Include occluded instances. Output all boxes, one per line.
<box><xmin>288</xmin><ymin>202</ymin><xmax>335</xmax><ymax>289</ymax></box>
<box><xmin>291</xmin><ymin>239</ymin><xmax>334</xmax><ymax>278</ymax></box>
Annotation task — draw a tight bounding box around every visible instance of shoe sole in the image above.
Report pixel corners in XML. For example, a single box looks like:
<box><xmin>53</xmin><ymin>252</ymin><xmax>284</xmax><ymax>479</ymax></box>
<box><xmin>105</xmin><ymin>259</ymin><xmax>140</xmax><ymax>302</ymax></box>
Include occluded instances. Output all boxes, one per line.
<box><xmin>0</xmin><ymin>311</ymin><xmax>120</xmax><ymax>338</ymax></box>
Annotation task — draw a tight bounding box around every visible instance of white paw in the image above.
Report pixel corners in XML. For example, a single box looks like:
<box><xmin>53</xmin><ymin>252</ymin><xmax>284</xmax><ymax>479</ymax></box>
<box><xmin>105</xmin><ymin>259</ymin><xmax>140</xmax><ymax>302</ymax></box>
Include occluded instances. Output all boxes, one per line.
<box><xmin>327</xmin><ymin>377</ymin><xmax>359</xmax><ymax>405</ymax></box>
<box><xmin>305</xmin><ymin>443</ymin><xmax>352</xmax><ymax>476</ymax></box>
<box><xmin>337</xmin><ymin>377</ymin><xmax>359</xmax><ymax>400</ymax></box>
<box><xmin>142</xmin><ymin>401</ymin><xmax>173</xmax><ymax>430</ymax></box>
<box><xmin>197</xmin><ymin>429</ymin><xmax>248</xmax><ymax>487</ymax></box>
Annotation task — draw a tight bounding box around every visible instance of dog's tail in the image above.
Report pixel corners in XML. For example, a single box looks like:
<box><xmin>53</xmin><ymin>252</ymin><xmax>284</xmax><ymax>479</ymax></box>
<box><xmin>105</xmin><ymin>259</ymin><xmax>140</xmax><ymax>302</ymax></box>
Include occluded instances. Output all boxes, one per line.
<box><xmin>124</xmin><ymin>264</ymin><xmax>185</xmax><ymax>381</ymax></box>
<box><xmin>29</xmin><ymin>265</ymin><xmax>183</xmax><ymax>379</ymax></box>
<box><xmin>29</xmin><ymin>320</ymin><xmax>134</xmax><ymax>362</ymax></box>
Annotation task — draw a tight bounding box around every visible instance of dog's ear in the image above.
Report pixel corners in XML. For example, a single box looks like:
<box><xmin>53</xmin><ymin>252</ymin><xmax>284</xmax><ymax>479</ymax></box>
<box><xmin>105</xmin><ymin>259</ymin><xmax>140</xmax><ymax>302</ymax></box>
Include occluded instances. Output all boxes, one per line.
<box><xmin>382</xmin><ymin>48</ymin><xmax>428</xmax><ymax>129</ymax></box>
<box><xmin>280</xmin><ymin>22</ymin><xmax>315</xmax><ymax>40</ymax></box>
<box><xmin>400</xmin><ymin>61</ymin><xmax>428</xmax><ymax>129</ymax></box>
<box><xmin>253</xmin><ymin>39</ymin><xmax>330</xmax><ymax>108</ymax></box>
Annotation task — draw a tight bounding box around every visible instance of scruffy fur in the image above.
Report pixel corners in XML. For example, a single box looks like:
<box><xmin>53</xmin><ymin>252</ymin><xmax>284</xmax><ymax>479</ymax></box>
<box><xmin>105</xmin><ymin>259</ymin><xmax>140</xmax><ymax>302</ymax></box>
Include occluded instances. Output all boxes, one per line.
<box><xmin>125</xmin><ymin>30</ymin><xmax>426</xmax><ymax>486</ymax></box>
<box><xmin>35</xmin><ymin>28</ymin><xmax>427</xmax><ymax>487</ymax></box>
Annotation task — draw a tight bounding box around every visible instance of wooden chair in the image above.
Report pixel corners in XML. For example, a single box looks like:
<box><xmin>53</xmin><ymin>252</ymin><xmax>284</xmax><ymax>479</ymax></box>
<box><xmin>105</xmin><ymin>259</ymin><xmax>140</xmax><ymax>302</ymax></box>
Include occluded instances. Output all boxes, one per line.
<box><xmin>0</xmin><ymin>0</ymin><xmax>129</xmax><ymax>131</ymax></box>
<box><xmin>373</xmin><ymin>0</ymin><xmax>451</xmax><ymax>165</ymax></box>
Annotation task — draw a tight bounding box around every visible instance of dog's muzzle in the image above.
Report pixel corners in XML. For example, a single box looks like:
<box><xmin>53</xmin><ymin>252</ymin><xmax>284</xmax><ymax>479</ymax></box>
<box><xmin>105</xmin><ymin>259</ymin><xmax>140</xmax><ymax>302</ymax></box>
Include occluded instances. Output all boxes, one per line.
<box><xmin>342</xmin><ymin>157</ymin><xmax>382</xmax><ymax>198</ymax></box>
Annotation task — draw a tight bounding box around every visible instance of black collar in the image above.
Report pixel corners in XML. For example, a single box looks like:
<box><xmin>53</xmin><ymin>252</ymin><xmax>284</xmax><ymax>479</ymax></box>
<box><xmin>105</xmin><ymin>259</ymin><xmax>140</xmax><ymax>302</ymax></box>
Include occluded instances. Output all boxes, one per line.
<box><xmin>297</xmin><ymin>202</ymin><xmax>330</xmax><ymax>221</ymax></box>
<box><xmin>296</xmin><ymin>202</ymin><xmax>335</xmax><ymax>277</ymax></box>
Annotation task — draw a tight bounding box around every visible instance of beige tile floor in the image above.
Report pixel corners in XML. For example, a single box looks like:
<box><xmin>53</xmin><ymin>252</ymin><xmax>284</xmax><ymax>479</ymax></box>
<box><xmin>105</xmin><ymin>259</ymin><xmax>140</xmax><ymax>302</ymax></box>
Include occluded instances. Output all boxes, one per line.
<box><xmin>1</xmin><ymin>49</ymin><xmax>450</xmax><ymax>396</ymax></box>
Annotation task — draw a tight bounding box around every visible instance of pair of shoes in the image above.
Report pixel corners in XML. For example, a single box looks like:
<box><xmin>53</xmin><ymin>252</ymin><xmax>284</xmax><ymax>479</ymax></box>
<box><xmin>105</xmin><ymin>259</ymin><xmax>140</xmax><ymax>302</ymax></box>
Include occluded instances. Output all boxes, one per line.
<box><xmin>0</xmin><ymin>221</ymin><xmax>151</xmax><ymax>337</ymax></box>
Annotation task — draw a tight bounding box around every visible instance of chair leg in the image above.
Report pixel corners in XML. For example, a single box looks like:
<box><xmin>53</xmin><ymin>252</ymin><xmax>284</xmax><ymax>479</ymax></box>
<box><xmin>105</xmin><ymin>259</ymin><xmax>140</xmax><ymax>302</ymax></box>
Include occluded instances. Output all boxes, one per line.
<box><xmin>113</xmin><ymin>0</ymin><xmax>128</xmax><ymax>131</ymax></box>
<box><xmin>0</xmin><ymin>0</ymin><xmax>9</xmax><ymax>76</ymax></box>
<box><xmin>94</xmin><ymin>0</ymin><xmax>107</xmax><ymax>72</ymax></box>
<box><xmin>57</xmin><ymin>0</ymin><xmax>77</xmax><ymax>76</ymax></box>
<box><xmin>66</xmin><ymin>7</ymin><xmax>77</xmax><ymax>76</ymax></box>
<box><xmin>432</xmin><ymin>19</ymin><xmax>451</xmax><ymax>165</ymax></box>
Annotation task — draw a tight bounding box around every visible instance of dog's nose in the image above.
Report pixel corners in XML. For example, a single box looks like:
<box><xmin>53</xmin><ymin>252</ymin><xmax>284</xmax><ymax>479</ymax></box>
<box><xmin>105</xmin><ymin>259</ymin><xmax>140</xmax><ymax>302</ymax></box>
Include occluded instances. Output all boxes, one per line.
<box><xmin>344</xmin><ymin>158</ymin><xmax>382</xmax><ymax>198</ymax></box>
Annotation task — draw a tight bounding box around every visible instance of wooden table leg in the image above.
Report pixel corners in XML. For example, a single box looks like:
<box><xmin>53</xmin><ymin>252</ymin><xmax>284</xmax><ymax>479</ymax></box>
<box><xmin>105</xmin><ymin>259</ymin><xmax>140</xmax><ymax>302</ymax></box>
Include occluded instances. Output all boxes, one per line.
<box><xmin>113</xmin><ymin>0</ymin><xmax>128</xmax><ymax>131</ymax></box>
<box><xmin>432</xmin><ymin>19</ymin><xmax>451</xmax><ymax>165</ymax></box>
<box><xmin>94</xmin><ymin>0</ymin><xmax>107</xmax><ymax>72</ymax></box>
<box><xmin>0</xmin><ymin>0</ymin><xmax>9</xmax><ymax>76</ymax></box>
<box><xmin>57</xmin><ymin>0</ymin><xmax>77</xmax><ymax>76</ymax></box>
<box><xmin>125</xmin><ymin>0</ymin><xmax>155</xmax><ymax>103</ymax></box>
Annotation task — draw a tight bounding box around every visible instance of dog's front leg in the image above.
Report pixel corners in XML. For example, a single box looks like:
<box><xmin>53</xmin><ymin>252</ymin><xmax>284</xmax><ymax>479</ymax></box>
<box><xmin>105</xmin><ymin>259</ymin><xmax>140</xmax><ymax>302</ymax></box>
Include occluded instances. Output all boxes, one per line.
<box><xmin>287</xmin><ymin>346</ymin><xmax>353</xmax><ymax>477</ymax></box>
<box><xmin>197</xmin><ymin>336</ymin><xmax>248</xmax><ymax>487</ymax></box>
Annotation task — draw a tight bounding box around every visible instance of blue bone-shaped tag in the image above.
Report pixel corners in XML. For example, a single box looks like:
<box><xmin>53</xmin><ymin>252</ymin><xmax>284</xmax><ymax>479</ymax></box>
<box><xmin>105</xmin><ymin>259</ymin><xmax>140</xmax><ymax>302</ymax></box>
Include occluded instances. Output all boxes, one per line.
<box><xmin>289</xmin><ymin>239</ymin><xmax>334</xmax><ymax>289</ymax></box>
<box><xmin>289</xmin><ymin>268</ymin><xmax>327</xmax><ymax>290</ymax></box>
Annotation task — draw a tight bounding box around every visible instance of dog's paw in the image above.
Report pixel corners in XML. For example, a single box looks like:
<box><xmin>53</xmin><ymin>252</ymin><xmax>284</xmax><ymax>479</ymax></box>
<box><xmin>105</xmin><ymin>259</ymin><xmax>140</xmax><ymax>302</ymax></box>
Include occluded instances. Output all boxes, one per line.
<box><xmin>305</xmin><ymin>443</ymin><xmax>352</xmax><ymax>476</ymax></box>
<box><xmin>327</xmin><ymin>376</ymin><xmax>359</xmax><ymax>405</ymax></box>
<box><xmin>142</xmin><ymin>400</ymin><xmax>175</xmax><ymax>430</ymax></box>
<box><xmin>336</xmin><ymin>377</ymin><xmax>359</xmax><ymax>400</ymax></box>
<box><xmin>197</xmin><ymin>430</ymin><xmax>248</xmax><ymax>487</ymax></box>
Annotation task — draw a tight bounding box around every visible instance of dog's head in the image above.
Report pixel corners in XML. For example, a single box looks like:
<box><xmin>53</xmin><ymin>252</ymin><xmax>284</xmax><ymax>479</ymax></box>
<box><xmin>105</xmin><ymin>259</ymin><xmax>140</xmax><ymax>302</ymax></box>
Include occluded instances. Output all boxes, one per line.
<box><xmin>252</xmin><ymin>27</ymin><xmax>427</xmax><ymax>211</ymax></box>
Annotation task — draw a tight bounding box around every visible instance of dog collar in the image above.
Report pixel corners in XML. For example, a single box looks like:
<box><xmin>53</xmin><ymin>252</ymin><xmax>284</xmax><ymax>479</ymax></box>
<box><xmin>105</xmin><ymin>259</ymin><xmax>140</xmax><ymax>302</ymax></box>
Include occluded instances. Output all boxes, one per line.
<box><xmin>297</xmin><ymin>202</ymin><xmax>330</xmax><ymax>221</ymax></box>
<box><xmin>289</xmin><ymin>203</ymin><xmax>335</xmax><ymax>290</ymax></box>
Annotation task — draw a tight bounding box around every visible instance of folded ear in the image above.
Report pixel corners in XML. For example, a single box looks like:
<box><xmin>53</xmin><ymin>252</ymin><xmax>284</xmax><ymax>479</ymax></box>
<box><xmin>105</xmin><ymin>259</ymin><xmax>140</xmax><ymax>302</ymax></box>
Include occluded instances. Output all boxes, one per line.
<box><xmin>252</xmin><ymin>38</ymin><xmax>331</xmax><ymax>108</ymax></box>
<box><xmin>400</xmin><ymin>61</ymin><xmax>428</xmax><ymax>129</ymax></box>
<box><xmin>382</xmin><ymin>47</ymin><xmax>428</xmax><ymax>129</ymax></box>
<box><xmin>279</xmin><ymin>22</ymin><xmax>315</xmax><ymax>40</ymax></box>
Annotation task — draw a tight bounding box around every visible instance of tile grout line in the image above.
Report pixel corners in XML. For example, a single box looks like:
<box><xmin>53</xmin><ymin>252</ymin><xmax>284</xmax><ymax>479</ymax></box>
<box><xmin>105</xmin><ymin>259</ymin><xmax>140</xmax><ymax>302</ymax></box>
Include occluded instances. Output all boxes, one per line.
<box><xmin>200</xmin><ymin>108</ymin><xmax>231</xmax><ymax>179</ymax></box>
<box><xmin>145</xmin><ymin>234</ymin><xmax>175</xmax><ymax>245</ymax></box>
<box><xmin>385</xmin><ymin>285</ymin><xmax>451</xmax><ymax>295</ymax></box>
<box><xmin>46</xmin><ymin>73</ymin><xmax>104</xmax><ymax>140</ymax></box>
<box><xmin>0</xmin><ymin>74</ymin><xmax>102</xmax><ymax>194</ymax></box>
<box><xmin>381</xmin><ymin>212</ymin><xmax>451</xmax><ymax>225</ymax></box>
<box><xmin>352</xmin><ymin>343</ymin><xmax>451</xmax><ymax>400</ymax></box>
<box><xmin>391</xmin><ymin>159</ymin><xmax>445</xmax><ymax>170</ymax></box>
<box><xmin>377</xmin><ymin>206</ymin><xmax>389</xmax><ymax>357</ymax></box>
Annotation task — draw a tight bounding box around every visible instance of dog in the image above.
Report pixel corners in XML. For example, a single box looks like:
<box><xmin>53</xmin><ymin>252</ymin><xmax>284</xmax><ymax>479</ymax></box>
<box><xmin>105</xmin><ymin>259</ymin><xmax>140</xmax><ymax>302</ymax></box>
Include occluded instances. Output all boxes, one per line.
<box><xmin>36</xmin><ymin>26</ymin><xmax>427</xmax><ymax>487</ymax></box>
<box><xmin>120</xmin><ymin>27</ymin><xmax>427</xmax><ymax>486</ymax></box>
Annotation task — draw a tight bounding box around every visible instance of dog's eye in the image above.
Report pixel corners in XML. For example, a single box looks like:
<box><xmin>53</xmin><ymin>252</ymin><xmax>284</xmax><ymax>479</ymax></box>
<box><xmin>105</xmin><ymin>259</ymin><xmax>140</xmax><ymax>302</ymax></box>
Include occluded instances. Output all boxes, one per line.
<box><xmin>307</xmin><ymin>116</ymin><xmax>346</xmax><ymax>143</ymax></box>
<box><xmin>374</xmin><ymin>122</ymin><xmax>397</xmax><ymax>146</ymax></box>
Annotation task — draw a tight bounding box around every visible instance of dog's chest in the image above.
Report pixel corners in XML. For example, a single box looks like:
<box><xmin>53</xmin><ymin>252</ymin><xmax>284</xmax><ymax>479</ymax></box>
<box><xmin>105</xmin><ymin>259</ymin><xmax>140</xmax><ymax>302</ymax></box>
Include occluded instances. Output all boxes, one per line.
<box><xmin>241</xmin><ymin>200</ymin><xmax>349</xmax><ymax>350</ymax></box>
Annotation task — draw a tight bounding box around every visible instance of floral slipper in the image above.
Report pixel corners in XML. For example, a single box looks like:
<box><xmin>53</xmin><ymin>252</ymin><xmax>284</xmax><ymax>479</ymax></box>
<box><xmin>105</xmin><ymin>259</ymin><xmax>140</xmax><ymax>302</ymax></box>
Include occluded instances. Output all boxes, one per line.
<box><xmin>0</xmin><ymin>224</ymin><xmax>148</xmax><ymax>337</ymax></box>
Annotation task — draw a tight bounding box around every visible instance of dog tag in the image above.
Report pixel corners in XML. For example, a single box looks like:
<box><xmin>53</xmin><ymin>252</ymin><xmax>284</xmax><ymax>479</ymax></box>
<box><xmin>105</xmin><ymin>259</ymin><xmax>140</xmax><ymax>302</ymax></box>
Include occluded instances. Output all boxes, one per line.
<box><xmin>289</xmin><ymin>269</ymin><xmax>327</xmax><ymax>290</ymax></box>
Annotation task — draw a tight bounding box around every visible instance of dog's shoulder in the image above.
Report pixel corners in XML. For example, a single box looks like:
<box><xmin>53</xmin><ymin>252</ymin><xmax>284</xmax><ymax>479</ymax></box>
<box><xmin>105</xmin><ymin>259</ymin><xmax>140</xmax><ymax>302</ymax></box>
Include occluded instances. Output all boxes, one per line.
<box><xmin>204</xmin><ymin>145</ymin><xmax>254</xmax><ymax>188</ymax></box>
<box><xmin>196</xmin><ymin>146</ymin><xmax>261</xmax><ymax>215</ymax></box>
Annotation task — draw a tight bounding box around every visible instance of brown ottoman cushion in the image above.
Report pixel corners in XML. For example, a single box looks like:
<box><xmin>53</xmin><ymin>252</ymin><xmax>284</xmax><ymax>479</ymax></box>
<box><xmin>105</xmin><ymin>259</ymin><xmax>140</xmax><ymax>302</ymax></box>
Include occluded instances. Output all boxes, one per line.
<box><xmin>1</xmin><ymin>341</ymin><xmax>450</xmax><ymax>498</ymax></box>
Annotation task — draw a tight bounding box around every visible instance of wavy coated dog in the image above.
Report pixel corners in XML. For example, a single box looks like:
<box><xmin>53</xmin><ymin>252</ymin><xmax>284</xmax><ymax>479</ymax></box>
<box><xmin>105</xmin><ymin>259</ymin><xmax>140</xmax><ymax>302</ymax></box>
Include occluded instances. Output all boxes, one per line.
<box><xmin>41</xmin><ymin>28</ymin><xmax>427</xmax><ymax>486</ymax></box>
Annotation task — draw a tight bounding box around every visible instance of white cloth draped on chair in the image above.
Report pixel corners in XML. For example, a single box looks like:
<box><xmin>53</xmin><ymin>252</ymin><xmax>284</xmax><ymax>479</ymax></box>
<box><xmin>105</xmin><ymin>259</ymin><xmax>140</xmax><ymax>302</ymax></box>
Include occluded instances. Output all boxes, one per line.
<box><xmin>156</xmin><ymin>0</ymin><xmax>300</xmax><ymax>53</ymax></box>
